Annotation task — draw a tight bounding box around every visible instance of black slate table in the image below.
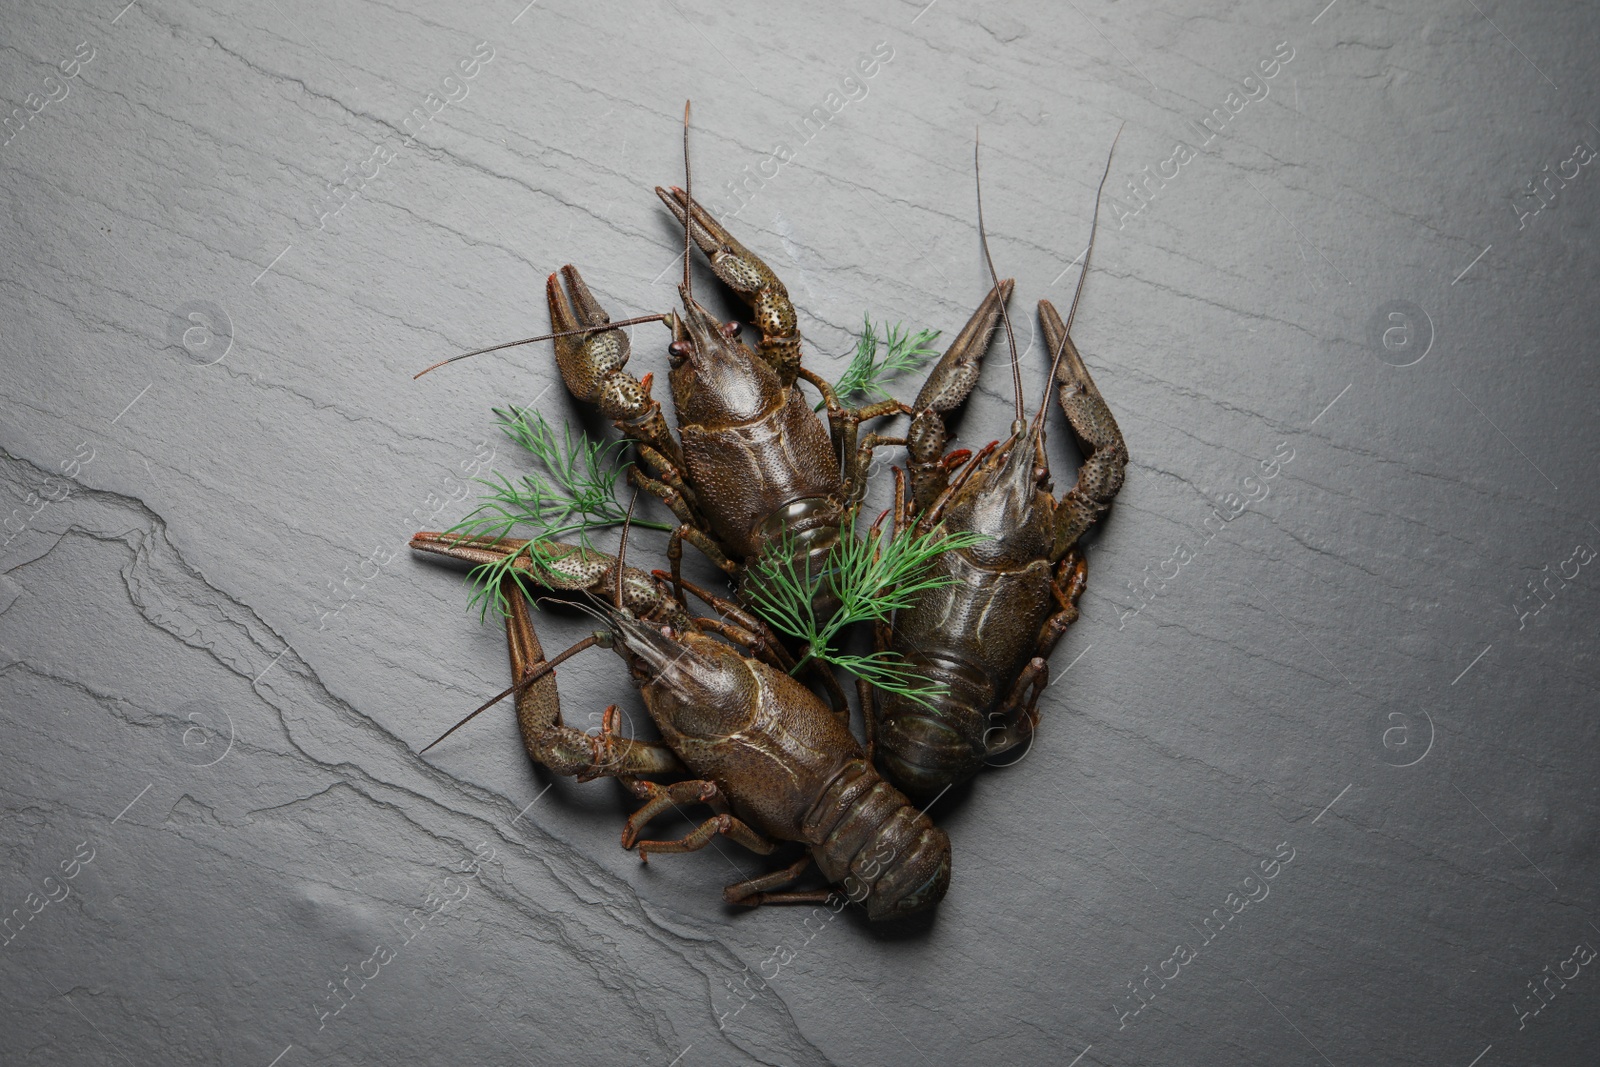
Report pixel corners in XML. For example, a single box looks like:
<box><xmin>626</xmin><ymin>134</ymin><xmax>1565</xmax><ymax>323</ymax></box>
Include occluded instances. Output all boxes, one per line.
<box><xmin>2</xmin><ymin>2</ymin><xmax>1596</xmax><ymax>1064</ymax></box>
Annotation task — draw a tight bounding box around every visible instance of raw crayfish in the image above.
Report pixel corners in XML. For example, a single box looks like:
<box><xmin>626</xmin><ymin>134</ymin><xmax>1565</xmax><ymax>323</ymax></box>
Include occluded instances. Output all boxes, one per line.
<box><xmin>408</xmin><ymin>532</ymin><xmax>950</xmax><ymax>920</ymax></box>
<box><xmin>863</xmin><ymin>133</ymin><xmax>1128</xmax><ymax>800</ymax></box>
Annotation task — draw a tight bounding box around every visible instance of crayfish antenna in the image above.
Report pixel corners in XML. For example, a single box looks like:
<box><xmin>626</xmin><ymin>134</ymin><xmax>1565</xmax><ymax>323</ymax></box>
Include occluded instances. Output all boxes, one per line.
<box><xmin>615</xmin><ymin>489</ymin><xmax>639</xmax><ymax>611</ymax></box>
<box><xmin>419</xmin><ymin>633</ymin><xmax>599</xmax><ymax>753</ymax></box>
<box><xmin>1063</xmin><ymin>122</ymin><xmax>1123</xmax><ymax>337</ymax></box>
<box><xmin>974</xmin><ymin>127</ymin><xmax>1024</xmax><ymax>427</ymax></box>
<box><xmin>413</xmin><ymin>314</ymin><xmax>670</xmax><ymax>379</ymax></box>
<box><xmin>1030</xmin><ymin>122</ymin><xmax>1123</xmax><ymax>440</ymax></box>
<box><xmin>681</xmin><ymin>100</ymin><xmax>694</xmax><ymax>304</ymax></box>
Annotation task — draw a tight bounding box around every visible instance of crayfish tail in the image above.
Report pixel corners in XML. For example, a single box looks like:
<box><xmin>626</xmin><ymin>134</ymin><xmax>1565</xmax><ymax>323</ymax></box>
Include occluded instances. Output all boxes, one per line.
<box><xmin>803</xmin><ymin>759</ymin><xmax>951</xmax><ymax>920</ymax></box>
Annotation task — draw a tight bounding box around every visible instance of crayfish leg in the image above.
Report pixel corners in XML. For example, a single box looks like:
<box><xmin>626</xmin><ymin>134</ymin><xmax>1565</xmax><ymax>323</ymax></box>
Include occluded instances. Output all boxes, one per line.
<box><xmin>723</xmin><ymin>855</ymin><xmax>818</xmax><ymax>907</ymax></box>
<box><xmin>619</xmin><ymin>778</ymin><xmax>725</xmax><ymax>849</ymax></box>
<box><xmin>633</xmin><ymin>812</ymin><xmax>774</xmax><ymax>866</ymax></box>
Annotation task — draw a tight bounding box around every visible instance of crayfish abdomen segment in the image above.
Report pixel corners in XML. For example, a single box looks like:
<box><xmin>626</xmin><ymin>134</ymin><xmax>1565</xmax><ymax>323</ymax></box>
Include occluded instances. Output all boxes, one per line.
<box><xmin>803</xmin><ymin>759</ymin><xmax>951</xmax><ymax>920</ymax></box>
<box><xmin>874</xmin><ymin>656</ymin><xmax>992</xmax><ymax>799</ymax></box>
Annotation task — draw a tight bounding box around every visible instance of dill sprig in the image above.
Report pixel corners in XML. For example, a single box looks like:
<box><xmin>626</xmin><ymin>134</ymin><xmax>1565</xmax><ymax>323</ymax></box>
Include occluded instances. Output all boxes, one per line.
<box><xmin>822</xmin><ymin>316</ymin><xmax>941</xmax><ymax>409</ymax></box>
<box><xmin>741</xmin><ymin>516</ymin><xmax>988</xmax><ymax>707</ymax></box>
<box><xmin>447</xmin><ymin>405</ymin><xmax>671</xmax><ymax>618</ymax></box>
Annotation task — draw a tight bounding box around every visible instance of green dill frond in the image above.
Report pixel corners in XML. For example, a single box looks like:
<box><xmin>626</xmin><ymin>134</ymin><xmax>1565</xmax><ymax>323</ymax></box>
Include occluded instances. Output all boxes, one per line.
<box><xmin>830</xmin><ymin>651</ymin><xmax>951</xmax><ymax>709</ymax></box>
<box><xmin>823</xmin><ymin>517</ymin><xmax>987</xmax><ymax>637</ymax></box>
<box><xmin>742</xmin><ymin>514</ymin><xmax>988</xmax><ymax>702</ymax></box>
<box><xmin>447</xmin><ymin>406</ymin><xmax>670</xmax><ymax>618</ymax></box>
<box><xmin>489</xmin><ymin>405</ymin><xmax>632</xmax><ymax>527</ymax></box>
<box><xmin>736</xmin><ymin>546</ymin><xmax>822</xmax><ymax>657</ymax></box>
<box><xmin>457</xmin><ymin>541</ymin><xmax>565</xmax><ymax>621</ymax></box>
<box><xmin>822</xmin><ymin>316</ymin><xmax>942</xmax><ymax>408</ymax></box>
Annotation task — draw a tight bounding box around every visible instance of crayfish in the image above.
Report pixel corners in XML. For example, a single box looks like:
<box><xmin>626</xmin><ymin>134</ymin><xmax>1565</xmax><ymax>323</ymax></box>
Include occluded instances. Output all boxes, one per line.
<box><xmin>409</xmin><ymin>531</ymin><xmax>950</xmax><ymax>919</ymax></box>
<box><xmin>862</xmin><ymin>132</ymin><xmax>1128</xmax><ymax>800</ymax></box>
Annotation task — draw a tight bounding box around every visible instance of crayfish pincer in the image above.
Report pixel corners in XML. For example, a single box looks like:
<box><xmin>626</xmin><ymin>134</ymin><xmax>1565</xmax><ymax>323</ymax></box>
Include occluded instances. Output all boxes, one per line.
<box><xmin>409</xmin><ymin>532</ymin><xmax>951</xmax><ymax>920</ymax></box>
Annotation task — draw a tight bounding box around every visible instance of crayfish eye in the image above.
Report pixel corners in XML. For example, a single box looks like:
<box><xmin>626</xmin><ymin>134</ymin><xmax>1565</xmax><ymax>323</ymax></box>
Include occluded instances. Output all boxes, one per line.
<box><xmin>668</xmin><ymin>340</ymin><xmax>693</xmax><ymax>360</ymax></box>
<box><xmin>720</xmin><ymin>321</ymin><xmax>741</xmax><ymax>339</ymax></box>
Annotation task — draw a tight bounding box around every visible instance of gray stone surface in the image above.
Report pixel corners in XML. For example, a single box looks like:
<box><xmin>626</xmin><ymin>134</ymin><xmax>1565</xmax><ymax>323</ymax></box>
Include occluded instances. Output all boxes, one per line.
<box><xmin>2</xmin><ymin>1</ymin><xmax>1597</xmax><ymax>1064</ymax></box>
